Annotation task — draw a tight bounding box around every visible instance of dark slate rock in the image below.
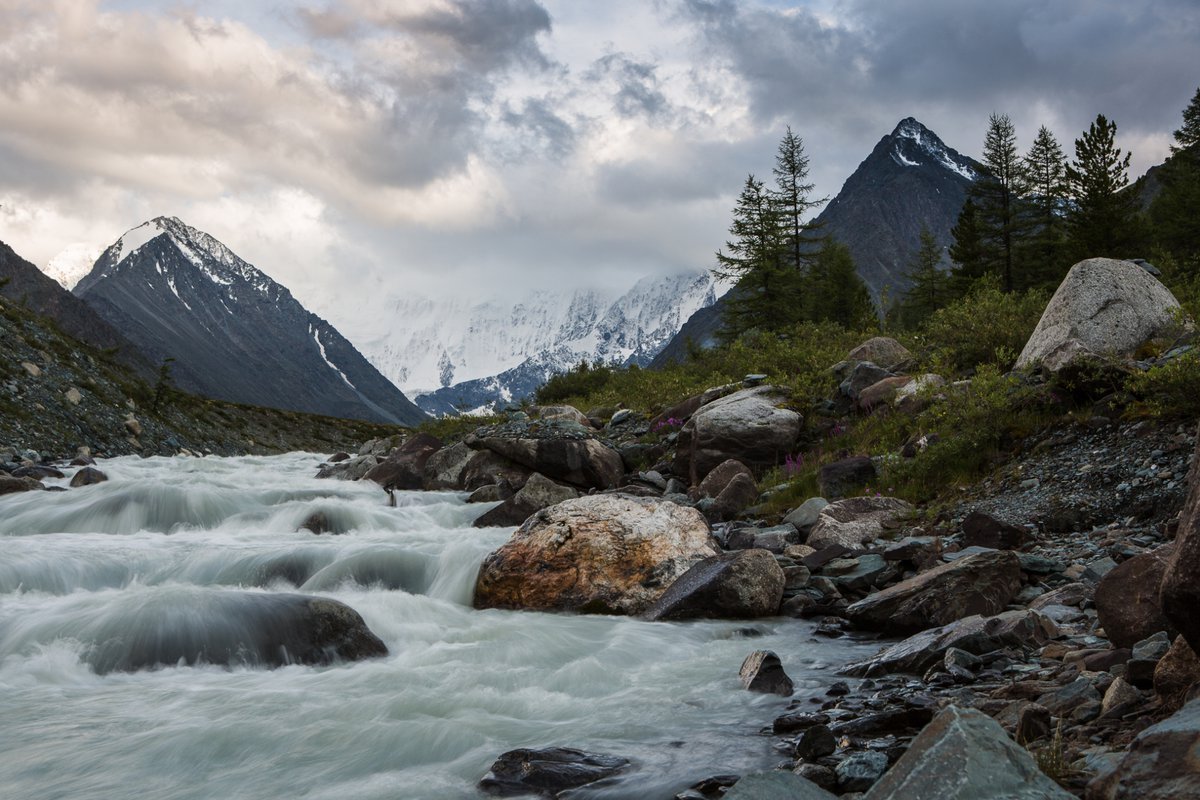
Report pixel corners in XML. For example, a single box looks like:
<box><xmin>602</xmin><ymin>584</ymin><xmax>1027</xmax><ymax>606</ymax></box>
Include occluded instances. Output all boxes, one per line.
<box><xmin>642</xmin><ymin>549</ymin><xmax>784</xmax><ymax>621</ymax></box>
<box><xmin>835</xmin><ymin>751</ymin><xmax>888</xmax><ymax>792</ymax></box>
<box><xmin>794</xmin><ymin>724</ymin><xmax>837</xmax><ymax>760</ymax></box>
<box><xmin>961</xmin><ymin>510</ymin><xmax>1029</xmax><ymax>550</ymax></box>
<box><xmin>69</xmin><ymin>466</ymin><xmax>108</xmax><ymax>487</ymax></box>
<box><xmin>478</xmin><ymin>747</ymin><xmax>630</xmax><ymax>797</ymax></box>
<box><xmin>1086</xmin><ymin>696</ymin><xmax>1200</xmax><ymax>800</ymax></box>
<box><xmin>739</xmin><ymin>650</ymin><xmax>794</xmax><ymax>696</ymax></box>
<box><xmin>723</xmin><ymin>771</ymin><xmax>838</xmax><ymax>800</ymax></box>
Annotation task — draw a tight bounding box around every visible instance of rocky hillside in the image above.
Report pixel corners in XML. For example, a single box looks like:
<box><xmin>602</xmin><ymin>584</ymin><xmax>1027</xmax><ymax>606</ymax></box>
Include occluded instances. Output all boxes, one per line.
<box><xmin>73</xmin><ymin>217</ymin><xmax>426</xmax><ymax>426</ymax></box>
<box><xmin>0</xmin><ymin>289</ymin><xmax>405</xmax><ymax>461</ymax></box>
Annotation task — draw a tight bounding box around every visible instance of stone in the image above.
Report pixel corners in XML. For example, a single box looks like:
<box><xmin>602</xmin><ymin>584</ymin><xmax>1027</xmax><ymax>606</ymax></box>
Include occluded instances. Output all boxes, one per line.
<box><xmin>846</xmin><ymin>551</ymin><xmax>1021</xmax><ymax>634</ymax></box>
<box><xmin>728</xmin><ymin>524</ymin><xmax>799</xmax><ymax>553</ymax></box>
<box><xmin>724</xmin><ymin>771</ymin><xmax>838</xmax><ymax>800</ymax></box>
<box><xmin>835</xmin><ymin>751</ymin><xmax>888</xmax><ymax>793</ymax></box>
<box><xmin>298</xmin><ymin>510</ymin><xmax>334</xmax><ymax>535</ymax></box>
<box><xmin>1095</xmin><ymin>543</ymin><xmax>1176</xmax><ymax>648</ymax></box>
<box><xmin>673</xmin><ymin>386</ymin><xmax>802</xmax><ymax>484</ymax></box>
<box><xmin>793</xmin><ymin>724</ymin><xmax>837</xmax><ymax>760</ymax></box>
<box><xmin>807</xmin><ymin>496</ymin><xmax>914</xmax><ymax>550</ymax></box>
<box><xmin>65</xmin><ymin>386</ymin><xmax>82</xmax><ymax>405</ymax></box>
<box><xmin>1133</xmin><ymin>631</ymin><xmax>1172</xmax><ymax>662</ymax></box>
<box><xmin>867</xmin><ymin>705</ymin><xmax>1074</xmax><ymax>800</ymax></box>
<box><xmin>1015</xmin><ymin>702</ymin><xmax>1052</xmax><ymax>744</ymax></box>
<box><xmin>784</xmin><ymin>498</ymin><xmax>829</xmax><ymax>533</ymax></box>
<box><xmin>1085</xmin><ymin>696</ymin><xmax>1200</xmax><ymax>800</ymax></box>
<box><xmin>316</xmin><ymin>454</ymin><xmax>378</xmax><ymax>481</ymax></box>
<box><xmin>478</xmin><ymin>747</ymin><xmax>629</xmax><ymax>797</ymax></box>
<box><xmin>467</xmin><ymin>484</ymin><xmax>507</xmax><ymax>503</ymax></box>
<box><xmin>961</xmin><ymin>511</ymin><xmax>1029</xmax><ymax>550</ymax></box>
<box><xmin>459</xmin><ymin>449</ymin><xmax>533</xmax><ymax>492</ymax></box>
<box><xmin>87</xmin><ymin>592</ymin><xmax>387</xmax><ymax>673</ymax></box>
<box><xmin>21</xmin><ymin>360</ymin><xmax>41</xmax><ymax>377</ymax></box>
<box><xmin>847</xmin><ymin>337</ymin><xmax>913</xmax><ymax>369</ymax></box>
<box><xmin>0</xmin><ymin>475</ymin><xmax>44</xmax><ymax>494</ymax></box>
<box><xmin>1101</xmin><ymin>676</ymin><xmax>1140</xmax><ymax>717</ymax></box>
<box><xmin>69</xmin><ymin>466</ymin><xmax>108</xmax><ymax>487</ymax></box>
<box><xmin>328</xmin><ymin>452</ymin><xmax>350</xmax><ymax>462</ymax></box>
<box><xmin>858</xmin><ymin>375</ymin><xmax>914</xmax><ymax>412</ymax></box>
<box><xmin>708</xmin><ymin>472</ymin><xmax>761</xmax><ymax>523</ymax></box>
<box><xmin>828</xmin><ymin>554</ymin><xmax>890</xmax><ymax>592</ymax></box>
<box><xmin>363</xmin><ymin>433</ymin><xmax>443</xmax><ymax>491</ymax></box>
<box><xmin>124</xmin><ymin>414</ymin><xmax>142</xmax><ymax>437</ymax></box>
<box><xmin>773</xmin><ymin>711</ymin><xmax>832</xmax><ymax>734</ymax></box>
<box><xmin>1155</xmin><ymin>636</ymin><xmax>1200</xmax><ymax>710</ymax></box>
<box><xmin>536</xmin><ymin>405</ymin><xmax>592</xmax><ymax>426</ymax></box>
<box><xmin>792</xmin><ymin>764</ymin><xmax>837</xmax><ymax>792</ymax></box>
<box><xmin>473</xmin><ymin>495</ymin><xmax>718</xmax><ymax>615</ymax></box>
<box><xmin>695</xmin><ymin>458</ymin><xmax>755</xmax><ymax>499</ymax></box>
<box><xmin>470</xmin><ymin>431</ymin><xmax>623</xmax><ymax>491</ymax></box>
<box><xmin>1037</xmin><ymin>677</ymin><xmax>1101</xmax><ymax>716</ymax></box>
<box><xmin>842</xmin><ymin>610</ymin><xmax>1059</xmax><ymax>677</ymax></box>
<box><xmin>642</xmin><ymin>549</ymin><xmax>784</xmax><ymax>621</ymax></box>
<box><xmin>829</xmin><ymin>707</ymin><xmax>934</xmax><ymax>738</ymax></box>
<box><xmin>1162</xmin><ymin>424</ymin><xmax>1200</xmax><ymax>655</ymax></box>
<box><xmin>1015</xmin><ymin>257</ymin><xmax>1186</xmax><ymax>371</ymax></box>
<box><xmin>817</xmin><ymin>456</ymin><xmax>877</xmax><ymax>499</ymax></box>
<box><xmin>421</xmin><ymin>441</ymin><xmax>474</xmax><ymax>489</ymax></box>
<box><xmin>472</xmin><ymin>472</ymin><xmax>580</xmax><ymax>528</ymax></box>
<box><xmin>739</xmin><ymin>650</ymin><xmax>794</xmax><ymax>696</ymax></box>
<box><xmin>840</xmin><ymin>361</ymin><xmax>895</xmax><ymax>401</ymax></box>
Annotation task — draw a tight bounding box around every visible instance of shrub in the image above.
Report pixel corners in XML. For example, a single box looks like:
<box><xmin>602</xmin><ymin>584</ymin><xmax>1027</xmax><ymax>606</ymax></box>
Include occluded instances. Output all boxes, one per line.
<box><xmin>535</xmin><ymin>360</ymin><xmax>614</xmax><ymax>404</ymax></box>
<box><xmin>917</xmin><ymin>276</ymin><xmax>1048</xmax><ymax>374</ymax></box>
<box><xmin>1126</xmin><ymin>349</ymin><xmax>1200</xmax><ymax>418</ymax></box>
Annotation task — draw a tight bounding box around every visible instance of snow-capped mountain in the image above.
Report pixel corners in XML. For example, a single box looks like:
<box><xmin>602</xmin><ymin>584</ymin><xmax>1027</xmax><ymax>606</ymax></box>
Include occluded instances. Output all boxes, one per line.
<box><xmin>74</xmin><ymin>217</ymin><xmax>426</xmax><ymax>425</ymax></box>
<box><xmin>356</xmin><ymin>272</ymin><xmax>718</xmax><ymax>415</ymax></box>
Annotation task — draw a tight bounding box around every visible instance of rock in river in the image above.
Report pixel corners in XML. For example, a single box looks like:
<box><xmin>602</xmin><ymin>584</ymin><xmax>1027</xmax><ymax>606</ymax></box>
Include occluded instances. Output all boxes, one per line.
<box><xmin>642</xmin><ymin>549</ymin><xmax>784</xmax><ymax>621</ymax></box>
<box><xmin>479</xmin><ymin>746</ymin><xmax>630</xmax><ymax>797</ymax></box>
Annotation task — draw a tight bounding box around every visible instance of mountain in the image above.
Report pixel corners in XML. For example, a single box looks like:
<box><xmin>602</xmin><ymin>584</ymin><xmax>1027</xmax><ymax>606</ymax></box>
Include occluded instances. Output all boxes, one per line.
<box><xmin>653</xmin><ymin>117</ymin><xmax>980</xmax><ymax>365</ymax></box>
<box><xmin>0</xmin><ymin>239</ymin><xmax>150</xmax><ymax>375</ymax></box>
<box><xmin>353</xmin><ymin>273</ymin><xmax>718</xmax><ymax>415</ymax></box>
<box><xmin>73</xmin><ymin>217</ymin><xmax>426</xmax><ymax>426</ymax></box>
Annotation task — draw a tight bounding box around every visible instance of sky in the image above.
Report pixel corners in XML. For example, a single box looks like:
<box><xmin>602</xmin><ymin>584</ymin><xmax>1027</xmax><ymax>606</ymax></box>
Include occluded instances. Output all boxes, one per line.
<box><xmin>1</xmin><ymin>0</ymin><xmax>1198</xmax><ymax>333</ymax></box>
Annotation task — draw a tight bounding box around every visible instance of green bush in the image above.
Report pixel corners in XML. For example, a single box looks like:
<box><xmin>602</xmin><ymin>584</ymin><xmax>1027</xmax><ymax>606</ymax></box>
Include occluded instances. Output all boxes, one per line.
<box><xmin>916</xmin><ymin>276</ymin><xmax>1048</xmax><ymax>374</ymax></box>
<box><xmin>1126</xmin><ymin>349</ymin><xmax>1200</xmax><ymax>418</ymax></box>
<box><xmin>535</xmin><ymin>360</ymin><xmax>615</xmax><ymax>404</ymax></box>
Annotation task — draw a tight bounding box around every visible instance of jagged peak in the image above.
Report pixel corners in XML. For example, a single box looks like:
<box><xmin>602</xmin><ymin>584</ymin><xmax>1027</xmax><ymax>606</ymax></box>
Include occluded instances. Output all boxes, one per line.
<box><xmin>883</xmin><ymin>117</ymin><xmax>979</xmax><ymax>181</ymax></box>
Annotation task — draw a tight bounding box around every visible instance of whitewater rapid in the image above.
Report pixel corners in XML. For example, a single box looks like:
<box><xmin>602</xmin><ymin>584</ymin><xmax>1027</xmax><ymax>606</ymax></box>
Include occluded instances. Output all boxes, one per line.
<box><xmin>0</xmin><ymin>453</ymin><xmax>871</xmax><ymax>799</ymax></box>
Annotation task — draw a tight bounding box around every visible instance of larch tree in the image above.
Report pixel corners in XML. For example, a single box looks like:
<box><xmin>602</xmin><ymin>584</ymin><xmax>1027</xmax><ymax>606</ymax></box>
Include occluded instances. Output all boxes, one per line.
<box><xmin>1065</xmin><ymin>114</ymin><xmax>1142</xmax><ymax>259</ymax></box>
<box><xmin>899</xmin><ymin>227</ymin><xmax>950</xmax><ymax>326</ymax></box>
<box><xmin>771</xmin><ymin>126</ymin><xmax>826</xmax><ymax>273</ymax></box>
<box><xmin>948</xmin><ymin>198</ymin><xmax>987</xmax><ymax>296</ymax></box>
<box><xmin>971</xmin><ymin>113</ymin><xmax>1029</xmax><ymax>292</ymax></box>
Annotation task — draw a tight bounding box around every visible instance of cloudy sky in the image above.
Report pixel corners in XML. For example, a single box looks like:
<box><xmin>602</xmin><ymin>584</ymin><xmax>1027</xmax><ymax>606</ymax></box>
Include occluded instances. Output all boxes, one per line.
<box><xmin>1</xmin><ymin>0</ymin><xmax>1197</xmax><ymax>332</ymax></box>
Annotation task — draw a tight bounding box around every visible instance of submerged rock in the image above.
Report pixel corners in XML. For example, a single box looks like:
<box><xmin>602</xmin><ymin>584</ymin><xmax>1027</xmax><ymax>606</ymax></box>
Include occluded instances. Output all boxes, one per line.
<box><xmin>0</xmin><ymin>475</ymin><xmax>44</xmax><ymax>495</ymax></box>
<box><xmin>478</xmin><ymin>747</ymin><xmax>630</xmax><ymax>797</ymax></box>
<box><xmin>473</xmin><ymin>495</ymin><xmax>717</xmax><ymax>615</ymax></box>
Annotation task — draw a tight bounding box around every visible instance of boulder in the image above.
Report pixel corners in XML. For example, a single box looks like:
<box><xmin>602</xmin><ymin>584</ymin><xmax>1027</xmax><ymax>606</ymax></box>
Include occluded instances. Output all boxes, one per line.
<box><xmin>473</xmin><ymin>495</ymin><xmax>718</xmax><ymax>615</ymax></box>
<box><xmin>460</xmin><ymin>449</ymin><xmax>533</xmax><ymax>492</ymax></box>
<box><xmin>807</xmin><ymin>496</ymin><xmax>914</xmax><ymax>550</ymax></box>
<box><xmin>840</xmin><ymin>362</ymin><xmax>895</xmax><ymax>401</ymax></box>
<box><xmin>468</xmin><ymin>427</ymin><xmax>623</xmax><ymax>490</ymax></box>
<box><xmin>1154</xmin><ymin>635</ymin><xmax>1200</xmax><ymax>710</ymax></box>
<box><xmin>0</xmin><ymin>475</ymin><xmax>45</xmax><ymax>495</ymax></box>
<box><xmin>694</xmin><ymin>458</ymin><xmax>755</xmax><ymax>499</ymax></box>
<box><xmin>1095</xmin><ymin>543</ymin><xmax>1176</xmax><ymax>648</ymax></box>
<box><xmin>472</xmin><ymin>473</ymin><xmax>580</xmax><ymax>528</ymax></box>
<box><xmin>536</xmin><ymin>405</ymin><xmax>593</xmax><ymax>427</ymax></box>
<box><xmin>739</xmin><ymin>650</ymin><xmax>794</xmax><ymax>696</ymax></box>
<box><xmin>817</xmin><ymin>456</ymin><xmax>877</xmax><ymax>499</ymax></box>
<box><xmin>724</xmin><ymin>771</ymin><xmax>837</xmax><ymax>800</ymax></box>
<box><xmin>642</xmin><ymin>549</ymin><xmax>785</xmax><ymax>621</ymax></box>
<box><xmin>961</xmin><ymin>510</ymin><xmax>1029</xmax><ymax>550</ymax></box>
<box><xmin>86</xmin><ymin>592</ymin><xmax>387</xmax><ymax>673</ymax></box>
<box><xmin>847</xmin><ymin>337</ymin><xmax>913</xmax><ymax>370</ymax></box>
<box><xmin>421</xmin><ymin>441</ymin><xmax>474</xmax><ymax>489</ymax></box>
<box><xmin>857</xmin><ymin>375</ymin><xmax>913</xmax><ymax>411</ymax></box>
<box><xmin>846</xmin><ymin>551</ymin><xmax>1022</xmax><ymax>634</ymax></box>
<box><xmin>1015</xmin><ymin>258</ymin><xmax>1186</xmax><ymax>371</ymax></box>
<box><xmin>836</xmin><ymin>751</ymin><xmax>888</xmax><ymax>793</ymax></box>
<box><xmin>673</xmin><ymin>386</ymin><xmax>802</xmax><ymax>484</ymax></box>
<box><xmin>363</xmin><ymin>433</ymin><xmax>443</xmax><ymax>491</ymax></box>
<box><xmin>843</xmin><ymin>610</ymin><xmax>1058</xmax><ymax>677</ymax></box>
<box><xmin>478</xmin><ymin>747</ymin><xmax>629</xmax><ymax>797</ymax></box>
<box><xmin>1162</xmin><ymin>424</ymin><xmax>1200</xmax><ymax>655</ymax></box>
<box><xmin>298</xmin><ymin>511</ymin><xmax>333</xmax><ymax>535</ymax></box>
<box><xmin>1086</xmin><ymin>697</ymin><xmax>1200</xmax><ymax>800</ymax></box>
<box><xmin>867</xmin><ymin>706</ymin><xmax>1075</xmax><ymax>800</ymax></box>
<box><xmin>784</xmin><ymin>498</ymin><xmax>829</xmax><ymax>533</ymax></box>
<box><xmin>316</xmin><ymin>454</ymin><xmax>378</xmax><ymax>481</ymax></box>
<box><xmin>707</xmin><ymin>473</ymin><xmax>760</xmax><ymax>522</ymax></box>
<box><xmin>69</xmin><ymin>466</ymin><xmax>108</xmax><ymax>487</ymax></box>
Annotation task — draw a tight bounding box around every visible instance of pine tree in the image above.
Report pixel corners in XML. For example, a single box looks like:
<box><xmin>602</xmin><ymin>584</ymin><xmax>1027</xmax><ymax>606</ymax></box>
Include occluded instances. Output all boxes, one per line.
<box><xmin>970</xmin><ymin>113</ymin><xmax>1029</xmax><ymax>292</ymax></box>
<box><xmin>713</xmin><ymin>174</ymin><xmax>795</xmax><ymax>340</ymax></box>
<box><xmin>1151</xmin><ymin>87</ymin><xmax>1200</xmax><ymax>261</ymax></box>
<box><xmin>898</xmin><ymin>227</ymin><xmax>950</xmax><ymax>326</ymax></box>
<box><xmin>771</xmin><ymin>126</ymin><xmax>826</xmax><ymax>272</ymax></box>
<box><xmin>1021</xmin><ymin>125</ymin><xmax>1069</xmax><ymax>288</ymax></box>
<box><xmin>808</xmin><ymin>241</ymin><xmax>875</xmax><ymax>329</ymax></box>
<box><xmin>1065</xmin><ymin>114</ymin><xmax>1142</xmax><ymax>259</ymax></box>
<box><xmin>948</xmin><ymin>199</ymin><xmax>987</xmax><ymax>295</ymax></box>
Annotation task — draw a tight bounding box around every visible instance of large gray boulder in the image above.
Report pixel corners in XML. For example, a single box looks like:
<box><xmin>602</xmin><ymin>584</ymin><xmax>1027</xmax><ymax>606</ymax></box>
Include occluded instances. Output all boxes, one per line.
<box><xmin>642</xmin><ymin>549</ymin><xmax>784</xmax><ymax>621</ymax></box>
<box><xmin>807</xmin><ymin>496</ymin><xmax>914</xmax><ymax>550</ymax></box>
<box><xmin>363</xmin><ymin>433</ymin><xmax>443</xmax><ymax>491</ymax></box>
<box><xmin>865</xmin><ymin>706</ymin><xmax>1074</xmax><ymax>800</ymax></box>
<box><xmin>1086</xmin><ymin>696</ymin><xmax>1200</xmax><ymax>800</ymax></box>
<box><xmin>422</xmin><ymin>441</ymin><xmax>474</xmax><ymax>489</ymax></box>
<box><xmin>846</xmin><ymin>550</ymin><xmax>1022</xmax><ymax>633</ymax></box>
<box><xmin>1096</xmin><ymin>543</ymin><xmax>1177</xmax><ymax>648</ymax></box>
<box><xmin>673</xmin><ymin>386</ymin><xmax>802</xmax><ymax>484</ymax></box>
<box><xmin>473</xmin><ymin>495</ymin><xmax>718</xmax><ymax>615</ymax></box>
<box><xmin>1015</xmin><ymin>258</ymin><xmax>1186</xmax><ymax>371</ymax></box>
<box><xmin>847</xmin><ymin>336</ymin><xmax>913</xmax><ymax>370</ymax></box>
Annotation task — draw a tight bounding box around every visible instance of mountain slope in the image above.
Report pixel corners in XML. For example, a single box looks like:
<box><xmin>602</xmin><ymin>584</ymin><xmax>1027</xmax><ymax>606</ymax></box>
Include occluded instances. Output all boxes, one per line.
<box><xmin>355</xmin><ymin>272</ymin><xmax>718</xmax><ymax>414</ymax></box>
<box><xmin>0</xmin><ymin>240</ymin><xmax>150</xmax><ymax>375</ymax></box>
<box><xmin>74</xmin><ymin>217</ymin><xmax>426</xmax><ymax>426</ymax></box>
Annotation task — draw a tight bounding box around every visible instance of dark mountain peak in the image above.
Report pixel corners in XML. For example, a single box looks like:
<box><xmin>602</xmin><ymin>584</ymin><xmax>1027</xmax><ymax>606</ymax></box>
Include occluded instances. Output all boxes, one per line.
<box><xmin>874</xmin><ymin>117</ymin><xmax>980</xmax><ymax>182</ymax></box>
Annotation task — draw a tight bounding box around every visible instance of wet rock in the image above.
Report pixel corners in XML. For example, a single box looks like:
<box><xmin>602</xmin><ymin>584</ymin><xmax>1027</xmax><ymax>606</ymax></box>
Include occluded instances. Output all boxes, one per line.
<box><xmin>1162</xmin><ymin>427</ymin><xmax>1200</xmax><ymax>654</ymax></box>
<box><xmin>1015</xmin><ymin>257</ymin><xmax>1186</xmax><ymax>372</ymax></box>
<box><xmin>807</xmin><ymin>496</ymin><xmax>914</xmax><ymax>550</ymax></box>
<box><xmin>298</xmin><ymin>511</ymin><xmax>333</xmax><ymax>535</ymax></box>
<box><xmin>421</xmin><ymin>441</ymin><xmax>474</xmax><ymax>489</ymax></box>
<box><xmin>843</xmin><ymin>610</ymin><xmax>1058</xmax><ymax>677</ymax></box>
<box><xmin>1095</xmin><ymin>543</ymin><xmax>1176</xmax><ymax>648</ymax></box>
<box><xmin>773</xmin><ymin>711</ymin><xmax>831</xmax><ymax>735</ymax></box>
<box><xmin>784</xmin><ymin>498</ymin><xmax>829</xmax><ymax>534</ymax></box>
<box><xmin>739</xmin><ymin>650</ymin><xmax>794</xmax><ymax>696</ymax></box>
<box><xmin>0</xmin><ymin>474</ymin><xmax>45</xmax><ymax>494</ymax></box>
<box><xmin>724</xmin><ymin>771</ymin><xmax>837</xmax><ymax>800</ymax></box>
<box><xmin>478</xmin><ymin>746</ymin><xmax>630</xmax><ymax>797</ymax></box>
<box><xmin>69</xmin><ymin>466</ymin><xmax>108</xmax><ymax>487</ymax></box>
<box><xmin>673</xmin><ymin>386</ymin><xmax>802</xmax><ymax>484</ymax></box>
<box><xmin>868</xmin><ymin>706</ymin><xmax>1074</xmax><ymax>800</ymax></box>
<box><xmin>328</xmin><ymin>451</ymin><xmax>350</xmax><ymax>462</ymax></box>
<box><xmin>818</xmin><ymin>457</ymin><xmax>877</xmax><ymax>499</ymax></box>
<box><xmin>460</xmin><ymin>449</ymin><xmax>533</xmax><ymax>492</ymax></box>
<box><xmin>846</xmin><ymin>551</ymin><xmax>1021</xmax><ymax>634</ymax></box>
<box><xmin>793</xmin><ymin>724</ymin><xmax>837</xmax><ymax>759</ymax></box>
<box><xmin>363</xmin><ymin>433</ymin><xmax>443</xmax><ymax>491</ymax></box>
<box><xmin>835</xmin><ymin>751</ymin><xmax>888</xmax><ymax>793</ymax></box>
<box><xmin>13</xmin><ymin>465</ymin><xmax>64</xmax><ymax>479</ymax></box>
<box><xmin>316</xmin><ymin>454</ymin><xmax>378</xmax><ymax>481</ymax></box>
<box><xmin>675</xmin><ymin>774</ymin><xmax>739</xmax><ymax>800</ymax></box>
<box><xmin>829</xmin><ymin>707</ymin><xmax>934</xmax><ymax>738</ymax></box>
<box><xmin>473</xmin><ymin>495</ymin><xmax>717</xmax><ymax>615</ymax></box>
<box><xmin>642</xmin><ymin>549</ymin><xmax>784</xmax><ymax>621</ymax></box>
<box><xmin>467</xmin><ymin>484</ymin><xmax>508</xmax><ymax>503</ymax></box>
<box><xmin>1086</xmin><ymin>696</ymin><xmax>1200</xmax><ymax>800</ymax></box>
<box><xmin>467</xmin><ymin>423</ymin><xmax>623</xmax><ymax>490</ymax></box>
<box><xmin>961</xmin><ymin>511</ymin><xmax>1029</xmax><ymax>550</ymax></box>
<box><xmin>472</xmin><ymin>473</ymin><xmax>580</xmax><ymax>528</ymax></box>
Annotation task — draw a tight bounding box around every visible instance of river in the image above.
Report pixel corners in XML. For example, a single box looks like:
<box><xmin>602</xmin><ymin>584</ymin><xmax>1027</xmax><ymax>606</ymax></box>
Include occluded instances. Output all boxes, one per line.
<box><xmin>0</xmin><ymin>453</ymin><xmax>872</xmax><ymax>799</ymax></box>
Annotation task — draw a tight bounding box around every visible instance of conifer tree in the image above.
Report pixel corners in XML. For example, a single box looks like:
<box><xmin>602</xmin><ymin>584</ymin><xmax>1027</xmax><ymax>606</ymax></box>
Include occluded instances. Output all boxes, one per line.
<box><xmin>898</xmin><ymin>227</ymin><xmax>950</xmax><ymax>326</ymax></box>
<box><xmin>948</xmin><ymin>199</ymin><xmax>987</xmax><ymax>295</ymax></box>
<box><xmin>970</xmin><ymin>113</ymin><xmax>1029</xmax><ymax>292</ymax></box>
<box><xmin>1150</xmin><ymin>87</ymin><xmax>1200</xmax><ymax>261</ymax></box>
<box><xmin>808</xmin><ymin>241</ymin><xmax>875</xmax><ymax>329</ymax></box>
<box><xmin>771</xmin><ymin>126</ymin><xmax>826</xmax><ymax>272</ymax></box>
<box><xmin>1022</xmin><ymin>125</ymin><xmax>1069</xmax><ymax>288</ymax></box>
<box><xmin>1065</xmin><ymin>114</ymin><xmax>1142</xmax><ymax>259</ymax></box>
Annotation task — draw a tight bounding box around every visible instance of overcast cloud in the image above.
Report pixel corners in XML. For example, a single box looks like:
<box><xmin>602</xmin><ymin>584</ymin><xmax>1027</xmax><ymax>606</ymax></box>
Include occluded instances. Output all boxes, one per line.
<box><xmin>1</xmin><ymin>0</ymin><xmax>1196</xmax><ymax>339</ymax></box>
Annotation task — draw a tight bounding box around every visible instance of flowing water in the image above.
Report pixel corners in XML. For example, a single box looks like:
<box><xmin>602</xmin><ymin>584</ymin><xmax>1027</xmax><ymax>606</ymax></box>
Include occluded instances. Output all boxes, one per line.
<box><xmin>0</xmin><ymin>453</ymin><xmax>873</xmax><ymax>799</ymax></box>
